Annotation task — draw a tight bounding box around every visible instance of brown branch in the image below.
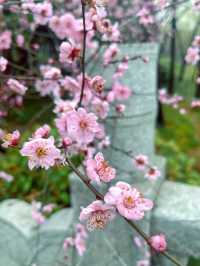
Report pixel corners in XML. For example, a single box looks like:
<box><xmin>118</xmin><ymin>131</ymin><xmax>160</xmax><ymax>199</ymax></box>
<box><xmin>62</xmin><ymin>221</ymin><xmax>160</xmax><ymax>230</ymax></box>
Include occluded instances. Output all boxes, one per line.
<box><xmin>78</xmin><ymin>0</ymin><xmax>87</xmax><ymax>108</ymax></box>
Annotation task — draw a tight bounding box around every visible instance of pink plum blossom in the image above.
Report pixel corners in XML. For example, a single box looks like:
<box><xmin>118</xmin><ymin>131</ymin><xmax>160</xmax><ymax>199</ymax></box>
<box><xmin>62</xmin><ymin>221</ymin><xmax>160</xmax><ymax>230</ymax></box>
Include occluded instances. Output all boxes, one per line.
<box><xmin>115</xmin><ymin>104</ymin><xmax>126</xmax><ymax>114</ymax></box>
<box><xmin>63</xmin><ymin>237</ymin><xmax>74</xmax><ymax>251</ymax></box>
<box><xmin>59</xmin><ymin>42</ymin><xmax>81</xmax><ymax>64</ymax></box>
<box><xmin>66</xmin><ymin>108</ymin><xmax>100</xmax><ymax>145</ymax></box>
<box><xmin>150</xmin><ymin>234</ymin><xmax>167</xmax><ymax>252</ymax></box>
<box><xmin>33</xmin><ymin>125</ymin><xmax>51</xmax><ymax>138</ymax></box>
<box><xmin>86</xmin><ymin>152</ymin><xmax>116</xmax><ymax>184</ymax></box>
<box><xmin>16</xmin><ymin>34</ymin><xmax>25</xmax><ymax>47</ymax></box>
<box><xmin>90</xmin><ymin>75</ymin><xmax>106</xmax><ymax>93</ymax></box>
<box><xmin>137</xmin><ymin>8</ymin><xmax>154</xmax><ymax>25</ymax></box>
<box><xmin>33</xmin><ymin>2</ymin><xmax>53</xmax><ymax>25</ymax></box>
<box><xmin>0</xmin><ymin>56</ymin><xmax>8</xmax><ymax>72</ymax></box>
<box><xmin>112</xmin><ymin>82</ymin><xmax>131</xmax><ymax>100</ymax></box>
<box><xmin>185</xmin><ymin>47</ymin><xmax>200</xmax><ymax>65</ymax></box>
<box><xmin>7</xmin><ymin>79</ymin><xmax>28</xmax><ymax>95</ymax></box>
<box><xmin>91</xmin><ymin>97</ymin><xmax>109</xmax><ymax>119</ymax></box>
<box><xmin>0</xmin><ymin>30</ymin><xmax>12</xmax><ymax>51</ymax></box>
<box><xmin>0</xmin><ymin>171</ymin><xmax>14</xmax><ymax>182</ymax></box>
<box><xmin>1</xmin><ymin>130</ymin><xmax>20</xmax><ymax>148</ymax></box>
<box><xmin>133</xmin><ymin>154</ymin><xmax>149</xmax><ymax>171</ymax></box>
<box><xmin>104</xmin><ymin>182</ymin><xmax>153</xmax><ymax>220</ymax></box>
<box><xmin>20</xmin><ymin>137</ymin><xmax>61</xmax><ymax>170</ymax></box>
<box><xmin>145</xmin><ymin>167</ymin><xmax>161</xmax><ymax>181</ymax></box>
<box><xmin>137</xmin><ymin>260</ymin><xmax>149</xmax><ymax>266</ymax></box>
<box><xmin>103</xmin><ymin>44</ymin><xmax>119</xmax><ymax>65</ymax></box>
<box><xmin>79</xmin><ymin>200</ymin><xmax>116</xmax><ymax>231</ymax></box>
<box><xmin>74</xmin><ymin>234</ymin><xmax>87</xmax><ymax>256</ymax></box>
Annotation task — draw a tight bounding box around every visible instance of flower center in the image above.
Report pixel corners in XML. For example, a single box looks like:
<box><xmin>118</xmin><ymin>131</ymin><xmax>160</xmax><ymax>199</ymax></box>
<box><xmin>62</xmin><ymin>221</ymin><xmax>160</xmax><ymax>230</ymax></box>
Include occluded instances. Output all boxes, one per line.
<box><xmin>87</xmin><ymin>210</ymin><xmax>109</xmax><ymax>231</ymax></box>
<box><xmin>123</xmin><ymin>196</ymin><xmax>135</xmax><ymax>209</ymax></box>
<box><xmin>79</xmin><ymin>120</ymin><xmax>88</xmax><ymax>129</ymax></box>
<box><xmin>36</xmin><ymin>147</ymin><xmax>47</xmax><ymax>157</ymax></box>
<box><xmin>3</xmin><ymin>133</ymin><xmax>12</xmax><ymax>142</ymax></box>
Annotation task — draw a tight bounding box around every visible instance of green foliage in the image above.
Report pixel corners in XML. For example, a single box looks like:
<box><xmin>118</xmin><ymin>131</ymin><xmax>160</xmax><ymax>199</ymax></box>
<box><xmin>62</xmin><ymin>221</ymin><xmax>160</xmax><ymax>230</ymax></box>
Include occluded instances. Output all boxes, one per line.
<box><xmin>156</xmin><ymin>105</ymin><xmax>200</xmax><ymax>186</ymax></box>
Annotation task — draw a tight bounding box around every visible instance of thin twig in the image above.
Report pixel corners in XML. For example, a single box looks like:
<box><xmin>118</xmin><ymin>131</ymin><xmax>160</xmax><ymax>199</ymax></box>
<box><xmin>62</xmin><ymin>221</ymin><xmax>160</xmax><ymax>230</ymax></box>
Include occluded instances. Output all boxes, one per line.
<box><xmin>78</xmin><ymin>0</ymin><xmax>87</xmax><ymax>108</ymax></box>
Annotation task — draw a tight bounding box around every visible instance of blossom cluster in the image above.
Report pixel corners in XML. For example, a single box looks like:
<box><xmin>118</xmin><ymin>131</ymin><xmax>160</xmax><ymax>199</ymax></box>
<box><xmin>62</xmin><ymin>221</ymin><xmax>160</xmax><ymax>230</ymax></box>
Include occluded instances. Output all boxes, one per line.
<box><xmin>63</xmin><ymin>223</ymin><xmax>88</xmax><ymax>256</ymax></box>
<box><xmin>133</xmin><ymin>154</ymin><xmax>161</xmax><ymax>181</ymax></box>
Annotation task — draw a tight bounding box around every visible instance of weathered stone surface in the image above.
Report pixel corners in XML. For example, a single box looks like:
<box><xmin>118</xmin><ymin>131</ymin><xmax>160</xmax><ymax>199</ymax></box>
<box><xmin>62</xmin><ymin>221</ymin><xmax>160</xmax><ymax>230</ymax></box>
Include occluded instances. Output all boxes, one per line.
<box><xmin>0</xmin><ymin>199</ymin><xmax>74</xmax><ymax>266</ymax></box>
<box><xmin>152</xmin><ymin>181</ymin><xmax>200</xmax><ymax>260</ymax></box>
<box><xmin>90</xmin><ymin>43</ymin><xmax>159</xmax><ymax>158</ymax></box>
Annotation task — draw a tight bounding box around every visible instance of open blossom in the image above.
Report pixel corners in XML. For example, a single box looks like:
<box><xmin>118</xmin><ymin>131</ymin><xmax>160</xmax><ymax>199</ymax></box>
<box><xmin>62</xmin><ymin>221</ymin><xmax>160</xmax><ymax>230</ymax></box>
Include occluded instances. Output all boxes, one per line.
<box><xmin>112</xmin><ymin>82</ymin><xmax>131</xmax><ymax>100</ymax></box>
<box><xmin>137</xmin><ymin>8</ymin><xmax>154</xmax><ymax>25</ymax></box>
<box><xmin>91</xmin><ymin>97</ymin><xmax>109</xmax><ymax>119</ymax></box>
<box><xmin>0</xmin><ymin>56</ymin><xmax>8</xmax><ymax>72</ymax></box>
<box><xmin>133</xmin><ymin>154</ymin><xmax>149</xmax><ymax>171</ymax></box>
<box><xmin>103</xmin><ymin>44</ymin><xmax>119</xmax><ymax>65</ymax></box>
<box><xmin>35</xmin><ymin>80</ymin><xmax>60</xmax><ymax>97</ymax></box>
<box><xmin>79</xmin><ymin>200</ymin><xmax>116</xmax><ymax>231</ymax></box>
<box><xmin>33</xmin><ymin>2</ymin><xmax>53</xmax><ymax>25</ymax></box>
<box><xmin>90</xmin><ymin>75</ymin><xmax>106</xmax><ymax>93</ymax></box>
<box><xmin>7</xmin><ymin>79</ymin><xmax>28</xmax><ymax>95</ymax></box>
<box><xmin>1</xmin><ymin>130</ymin><xmax>20</xmax><ymax>148</ymax></box>
<box><xmin>0</xmin><ymin>30</ymin><xmax>12</xmax><ymax>51</ymax></box>
<box><xmin>74</xmin><ymin>234</ymin><xmax>87</xmax><ymax>256</ymax></box>
<box><xmin>185</xmin><ymin>47</ymin><xmax>200</xmax><ymax>65</ymax></box>
<box><xmin>33</xmin><ymin>124</ymin><xmax>51</xmax><ymax>138</ymax></box>
<box><xmin>59</xmin><ymin>42</ymin><xmax>81</xmax><ymax>64</ymax></box>
<box><xmin>86</xmin><ymin>152</ymin><xmax>116</xmax><ymax>184</ymax></box>
<box><xmin>150</xmin><ymin>234</ymin><xmax>167</xmax><ymax>252</ymax></box>
<box><xmin>104</xmin><ymin>182</ymin><xmax>153</xmax><ymax>220</ymax></box>
<box><xmin>145</xmin><ymin>167</ymin><xmax>161</xmax><ymax>181</ymax></box>
<box><xmin>20</xmin><ymin>137</ymin><xmax>61</xmax><ymax>170</ymax></box>
<box><xmin>66</xmin><ymin>108</ymin><xmax>100</xmax><ymax>145</ymax></box>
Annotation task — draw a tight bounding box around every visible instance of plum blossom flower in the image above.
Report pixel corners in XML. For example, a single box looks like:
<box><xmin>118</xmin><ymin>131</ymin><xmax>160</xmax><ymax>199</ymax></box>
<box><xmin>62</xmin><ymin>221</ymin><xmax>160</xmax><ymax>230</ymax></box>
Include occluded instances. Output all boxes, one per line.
<box><xmin>185</xmin><ymin>47</ymin><xmax>200</xmax><ymax>65</ymax></box>
<box><xmin>20</xmin><ymin>137</ymin><xmax>61</xmax><ymax>170</ymax></box>
<box><xmin>16</xmin><ymin>34</ymin><xmax>24</xmax><ymax>47</ymax></box>
<box><xmin>86</xmin><ymin>152</ymin><xmax>116</xmax><ymax>184</ymax></box>
<box><xmin>80</xmin><ymin>200</ymin><xmax>116</xmax><ymax>231</ymax></box>
<box><xmin>137</xmin><ymin>8</ymin><xmax>154</xmax><ymax>25</ymax></box>
<box><xmin>115</xmin><ymin>104</ymin><xmax>126</xmax><ymax>114</ymax></box>
<box><xmin>133</xmin><ymin>154</ymin><xmax>149</xmax><ymax>171</ymax></box>
<box><xmin>0</xmin><ymin>30</ymin><xmax>12</xmax><ymax>51</ymax></box>
<box><xmin>137</xmin><ymin>260</ymin><xmax>149</xmax><ymax>266</ymax></box>
<box><xmin>103</xmin><ymin>44</ymin><xmax>119</xmax><ymax>65</ymax></box>
<box><xmin>63</xmin><ymin>237</ymin><xmax>74</xmax><ymax>251</ymax></box>
<box><xmin>33</xmin><ymin>125</ymin><xmax>51</xmax><ymax>138</ymax></box>
<box><xmin>145</xmin><ymin>167</ymin><xmax>161</xmax><ymax>181</ymax></box>
<box><xmin>66</xmin><ymin>108</ymin><xmax>100</xmax><ymax>145</ymax></box>
<box><xmin>90</xmin><ymin>75</ymin><xmax>106</xmax><ymax>93</ymax></box>
<box><xmin>150</xmin><ymin>234</ymin><xmax>167</xmax><ymax>252</ymax></box>
<box><xmin>35</xmin><ymin>80</ymin><xmax>60</xmax><ymax>97</ymax></box>
<box><xmin>112</xmin><ymin>82</ymin><xmax>131</xmax><ymax>100</ymax></box>
<box><xmin>1</xmin><ymin>130</ymin><xmax>20</xmax><ymax>148</ymax></box>
<box><xmin>0</xmin><ymin>56</ymin><xmax>8</xmax><ymax>72</ymax></box>
<box><xmin>33</xmin><ymin>2</ymin><xmax>53</xmax><ymax>25</ymax></box>
<box><xmin>7</xmin><ymin>79</ymin><xmax>28</xmax><ymax>95</ymax></box>
<box><xmin>0</xmin><ymin>171</ymin><xmax>14</xmax><ymax>182</ymax></box>
<box><xmin>59</xmin><ymin>42</ymin><xmax>81</xmax><ymax>64</ymax></box>
<box><xmin>74</xmin><ymin>234</ymin><xmax>87</xmax><ymax>256</ymax></box>
<box><xmin>91</xmin><ymin>98</ymin><xmax>109</xmax><ymax>119</ymax></box>
<box><xmin>104</xmin><ymin>182</ymin><xmax>153</xmax><ymax>220</ymax></box>
<box><xmin>32</xmin><ymin>210</ymin><xmax>46</xmax><ymax>225</ymax></box>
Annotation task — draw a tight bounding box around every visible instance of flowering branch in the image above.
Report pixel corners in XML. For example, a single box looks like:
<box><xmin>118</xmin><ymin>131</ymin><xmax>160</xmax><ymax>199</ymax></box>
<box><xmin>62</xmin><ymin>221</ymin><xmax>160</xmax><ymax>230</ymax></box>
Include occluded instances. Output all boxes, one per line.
<box><xmin>65</xmin><ymin>157</ymin><xmax>182</xmax><ymax>266</ymax></box>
